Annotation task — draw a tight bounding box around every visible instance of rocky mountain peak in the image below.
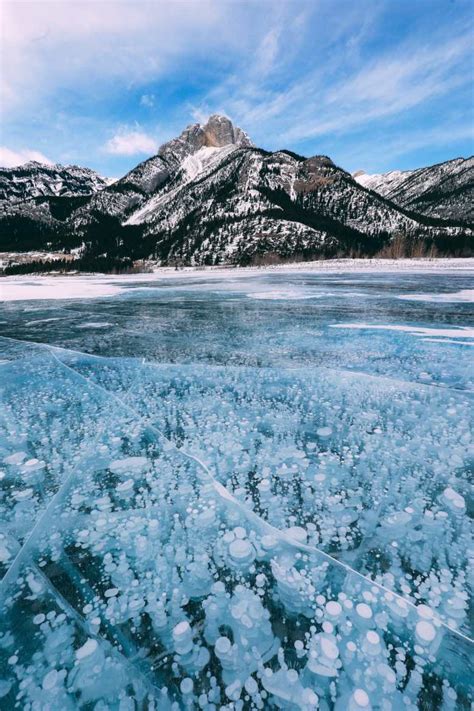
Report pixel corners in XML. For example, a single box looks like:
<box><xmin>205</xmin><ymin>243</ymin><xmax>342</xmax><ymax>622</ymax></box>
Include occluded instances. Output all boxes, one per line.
<box><xmin>201</xmin><ymin>114</ymin><xmax>253</xmax><ymax>148</ymax></box>
<box><xmin>158</xmin><ymin>114</ymin><xmax>253</xmax><ymax>167</ymax></box>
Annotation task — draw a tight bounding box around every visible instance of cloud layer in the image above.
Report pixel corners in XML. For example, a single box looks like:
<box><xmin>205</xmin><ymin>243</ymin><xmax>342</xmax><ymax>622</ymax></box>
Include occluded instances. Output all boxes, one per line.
<box><xmin>104</xmin><ymin>130</ymin><xmax>158</xmax><ymax>156</ymax></box>
<box><xmin>0</xmin><ymin>146</ymin><xmax>53</xmax><ymax>168</ymax></box>
<box><xmin>1</xmin><ymin>0</ymin><xmax>473</xmax><ymax>175</ymax></box>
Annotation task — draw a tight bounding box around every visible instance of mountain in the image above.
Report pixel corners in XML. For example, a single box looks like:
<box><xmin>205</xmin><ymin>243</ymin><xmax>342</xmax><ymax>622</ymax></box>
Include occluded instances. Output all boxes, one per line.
<box><xmin>0</xmin><ymin>162</ymin><xmax>109</xmax><ymax>252</ymax></box>
<box><xmin>353</xmin><ymin>157</ymin><xmax>474</xmax><ymax>223</ymax></box>
<box><xmin>0</xmin><ymin>161</ymin><xmax>108</xmax><ymax>205</ymax></box>
<box><xmin>70</xmin><ymin>115</ymin><xmax>253</xmax><ymax>227</ymax></box>
<box><xmin>1</xmin><ymin>116</ymin><xmax>472</xmax><ymax>269</ymax></box>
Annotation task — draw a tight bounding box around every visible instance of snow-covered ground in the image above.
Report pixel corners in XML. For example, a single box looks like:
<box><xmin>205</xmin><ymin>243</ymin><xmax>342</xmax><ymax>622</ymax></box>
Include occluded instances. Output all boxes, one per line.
<box><xmin>1</xmin><ymin>258</ymin><xmax>473</xmax><ymax>302</ymax></box>
<box><xmin>125</xmin><ymin>144</ymin><xmax>236</xmax><ymax>225</ymax></box>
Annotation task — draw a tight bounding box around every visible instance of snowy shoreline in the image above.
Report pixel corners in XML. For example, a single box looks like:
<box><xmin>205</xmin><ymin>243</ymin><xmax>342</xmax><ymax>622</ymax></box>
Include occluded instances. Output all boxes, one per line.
<box><xmin>153</xmin><ymin>257</ymin><xmax>474</xmax><ymax>275</ymax></box>
<box><xmin>1</xmin><ymin>257</ymin><xmax>473</xmax><ymax>302</ymax></box>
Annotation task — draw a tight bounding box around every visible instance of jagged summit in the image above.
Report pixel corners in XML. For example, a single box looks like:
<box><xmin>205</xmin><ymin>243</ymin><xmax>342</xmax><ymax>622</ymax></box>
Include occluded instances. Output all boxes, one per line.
<box><xmin>200</xmin><ymin>114</ymin><xmax>253</xmax><ymax>148</ymax></box>
<box><xmin>157</xmin><ymin>114</ymin><xmax>253</xmax><ymax>167</ymax></box>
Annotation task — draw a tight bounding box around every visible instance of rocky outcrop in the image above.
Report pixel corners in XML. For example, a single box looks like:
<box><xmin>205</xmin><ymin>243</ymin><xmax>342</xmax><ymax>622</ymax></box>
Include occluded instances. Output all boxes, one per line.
<box><xmin>157</xmin><ymin>114</ymin><xmax>253</xmax><ymax>168</ymax></box>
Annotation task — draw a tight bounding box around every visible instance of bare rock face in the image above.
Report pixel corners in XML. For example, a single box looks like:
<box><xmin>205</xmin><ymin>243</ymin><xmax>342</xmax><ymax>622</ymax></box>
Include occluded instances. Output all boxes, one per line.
<box><xmin>158</xmin><ymin>114</ymin><xmax>253</xmax><ymax>167</ymax></box>
<box><xmin>305</xmin><ymin>155</ymin><xmax>335</xmax><ymax>169</ymax></box>
<box><xmin>202</xmin><ymin>114</ymin><xmax>253</xmax><ymax>148</ymax></box>
<box><xmin>294</xmin><ymin>156</ymin><xmax>339</xmax><ymax>193</ymax></box>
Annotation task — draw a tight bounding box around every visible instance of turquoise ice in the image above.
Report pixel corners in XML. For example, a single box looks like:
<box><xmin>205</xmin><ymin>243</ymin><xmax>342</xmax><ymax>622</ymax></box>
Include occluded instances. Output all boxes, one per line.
<box><xmin>0</xmin><ymin>269</ymin><xmax>472</xmax><ymax>709</ymax></box>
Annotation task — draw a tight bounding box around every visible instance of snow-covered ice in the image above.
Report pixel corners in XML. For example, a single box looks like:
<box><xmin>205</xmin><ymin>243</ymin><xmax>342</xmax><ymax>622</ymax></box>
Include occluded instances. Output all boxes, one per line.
<box><xmin>397</xmin><ymin>289</ymin><xmax>474</xmax><ymax>303</ymax></box>
<box><xmin>1</xmin><ymin>257</ymin><xmax>474</xmax><ymax>302</ymax></box>
<box><xmin>0</xmin><ymin>266</ymin><xmax>472</xmax><ymax>708</ymax></box>
<box><xmin>0</xmin><ymin>276</ymin><xmax>125</xmax><ymax>301</ymax></box>
<box><xmin>331</xmin><ymin>322</ymin><xmax>474</xmax><ymax>340</ymax></box>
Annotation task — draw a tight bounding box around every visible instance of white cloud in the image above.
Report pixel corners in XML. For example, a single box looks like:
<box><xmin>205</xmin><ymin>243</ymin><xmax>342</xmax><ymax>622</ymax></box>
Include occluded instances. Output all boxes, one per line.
<box><xmin>140</xmin><ymin>94</ymin><xmax>155</xmax><ymax>108</ymax></box>
<box><xmin>104</xmin><ymin>131</ymin><xmax>158</xmax><ymax>156</ymax></box>
<box><xmin>195</xmin><ymin>23</ymin><xmax>473</xmax><ymax>152</ymax></box>
<box><xmin>0</xmin><ymin>146</ymin><xmax>53</xmax><ymax>168</ymax></box>
<box><xmin>253</xmin><ymin>27</ymin><xmax>281</xmax><ymax>79</ymax></box>
<box><xmin>1</xmin><ymin>0</ymin><xmax>268</xmax><ymax>114</ymax></box>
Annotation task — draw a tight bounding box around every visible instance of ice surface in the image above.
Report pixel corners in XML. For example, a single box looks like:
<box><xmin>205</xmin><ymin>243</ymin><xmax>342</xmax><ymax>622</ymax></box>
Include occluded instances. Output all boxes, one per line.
<box><xmin>0</xmin><ymin>268</ymin><xmax>473</xmax><ymax>709</ymax></box>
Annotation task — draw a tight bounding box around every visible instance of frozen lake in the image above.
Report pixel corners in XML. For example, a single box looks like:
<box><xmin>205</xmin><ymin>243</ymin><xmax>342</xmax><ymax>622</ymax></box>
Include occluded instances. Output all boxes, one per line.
<box><xmin>0</xmin><ymin>265</ymin><xmax>473</xmax><ymax>709</ymax></box>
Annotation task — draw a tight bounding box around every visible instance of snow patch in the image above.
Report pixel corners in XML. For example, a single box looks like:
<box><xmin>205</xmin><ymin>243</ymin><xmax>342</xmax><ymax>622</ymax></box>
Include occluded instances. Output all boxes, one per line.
<box><xmin>0</xmin><ymin>277</ymin><xmax>125</xmax><ymax>302</ymax></box>
<box><xmin>398</xmin><ymin>289</ymin><xmax>474</xmax><ymax>303</ymax></box>
<box><xmin>76</xmin><ymin>322</ymin><xmax>113</xmax><ymax>329</ymax></box>
<box><xmin>331</xmin><ymin>323</ymin><xmax>474</xmax><ymax>339</ymax></box>
<box><xmin>181</xmin><ymin>145</ymin><xmax>233</xmax><ymax>181</ymax></box>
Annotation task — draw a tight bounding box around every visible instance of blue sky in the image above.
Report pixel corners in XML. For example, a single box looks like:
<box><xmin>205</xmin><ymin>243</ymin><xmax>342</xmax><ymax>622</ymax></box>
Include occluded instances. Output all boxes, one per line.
<box><xmin>1</xmin><ymin>0</ymin><xmax>473</xmax><ymax>177</ymax></box>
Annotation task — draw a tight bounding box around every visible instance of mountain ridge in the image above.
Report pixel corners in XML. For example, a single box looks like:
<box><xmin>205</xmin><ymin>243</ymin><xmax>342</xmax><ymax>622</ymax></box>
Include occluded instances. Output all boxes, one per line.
<box><xmin>353</xmin><ymin>156</ymin><xmax>474</xmax><ymax>223</ymax></box>
<box><xmin>1</xmin><ymin>115</ymin><xmax>472</xmax><ymax>269</ymax></box>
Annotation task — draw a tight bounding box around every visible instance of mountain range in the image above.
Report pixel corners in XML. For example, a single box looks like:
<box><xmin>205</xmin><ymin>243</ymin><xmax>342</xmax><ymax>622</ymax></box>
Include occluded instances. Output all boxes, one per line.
<box><xmin>353</xmin><ymin>157</ymin><xmax>473</xmax><ymax>223</ymax></box>
<box><xmin>1</xmin><ymin>115</ymin><xmax>472</xmax><ymax>271</ymax></box>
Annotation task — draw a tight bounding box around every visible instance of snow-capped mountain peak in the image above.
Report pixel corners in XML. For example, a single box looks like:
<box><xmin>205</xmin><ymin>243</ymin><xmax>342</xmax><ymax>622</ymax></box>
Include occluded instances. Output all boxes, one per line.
<box><xmin>353</xmin><ymin>157</ymin><xmax>474</xmax><ymax>222</ymax></box>
<box><xmin>157</xmin><ymin>114</ymin><xmax>253</xmax><ymax>168</ymax></box>
<box><xmin>0</xmin><ymin>161</ymin><xmax>108</xmax><ymax>205</ymax></box>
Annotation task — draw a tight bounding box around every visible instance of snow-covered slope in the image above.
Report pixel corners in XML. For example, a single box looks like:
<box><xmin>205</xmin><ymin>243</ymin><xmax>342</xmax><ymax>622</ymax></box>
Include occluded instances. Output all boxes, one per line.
<box><xmin>0</xmin><ymin>161</ymin><xmax>110</xmax><ymax>252</ymax></box>
<box><xmin>126</xmin><ymin>148</ymin><xmax>427</xmax><ymax>265</ymax></box>
<box><xmin>125</xmin><ymin>144</ymin><xmax>238</xmax><ymax>226</ymax></box>
<box><xmin>0</xmin><ymin>161</ymin><xmax>107</xmax><ymax>205</ymax></box>
<box><xmin>354</xmin><ymin>157</ymin><xmax>474</xmax><ymax>223</ymax></box>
